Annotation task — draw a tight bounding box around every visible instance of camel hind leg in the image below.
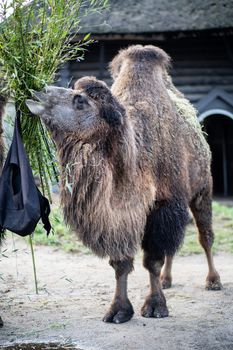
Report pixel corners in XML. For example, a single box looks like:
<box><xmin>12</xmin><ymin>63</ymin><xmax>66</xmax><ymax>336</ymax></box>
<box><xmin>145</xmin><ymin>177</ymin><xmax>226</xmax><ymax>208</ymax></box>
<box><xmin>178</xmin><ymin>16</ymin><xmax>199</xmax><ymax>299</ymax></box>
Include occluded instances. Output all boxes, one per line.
<box><xmin>190</xmin><ymin>189</ymin><xmax>222</xmax><ymax>290</ymax></box>
<box><xmin>160</xmin><ymin>255</ymin><xmax>174</xmax><ymax>289</ymax></box>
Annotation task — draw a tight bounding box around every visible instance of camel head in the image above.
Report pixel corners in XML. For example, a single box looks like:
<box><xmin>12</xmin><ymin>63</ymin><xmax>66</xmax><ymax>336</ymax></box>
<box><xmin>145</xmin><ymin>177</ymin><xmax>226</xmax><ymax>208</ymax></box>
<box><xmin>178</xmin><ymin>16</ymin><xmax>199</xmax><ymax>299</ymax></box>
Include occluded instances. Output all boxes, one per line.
<box><xmin>26</xmin><ymin>77</ymin><xmax>124</xmax><ymax>140</ymax></box>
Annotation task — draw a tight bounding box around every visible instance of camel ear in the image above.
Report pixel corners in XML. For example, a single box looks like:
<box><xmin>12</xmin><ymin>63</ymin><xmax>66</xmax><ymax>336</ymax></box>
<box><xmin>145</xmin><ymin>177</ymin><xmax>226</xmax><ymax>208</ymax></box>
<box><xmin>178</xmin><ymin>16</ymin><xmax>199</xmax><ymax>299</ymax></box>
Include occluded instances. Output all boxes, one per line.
<box><xmin>100</xmin><ymin>104</ymin><xmax>123</xmax><ymax>126</ymax></box>
<box><xmin>26</xmin><ymin>100</ymin><xmax>45</xmax><ymax>116</ymax></box>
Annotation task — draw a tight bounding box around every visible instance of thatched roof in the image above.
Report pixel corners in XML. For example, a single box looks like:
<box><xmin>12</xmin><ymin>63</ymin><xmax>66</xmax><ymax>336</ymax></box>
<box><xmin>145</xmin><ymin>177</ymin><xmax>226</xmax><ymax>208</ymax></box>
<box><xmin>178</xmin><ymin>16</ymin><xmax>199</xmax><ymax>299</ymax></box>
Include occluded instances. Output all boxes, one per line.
<box><xmin>80</xmin><ymin>0</ymin><xmax>233</xmax><ymax>34</ymax></box>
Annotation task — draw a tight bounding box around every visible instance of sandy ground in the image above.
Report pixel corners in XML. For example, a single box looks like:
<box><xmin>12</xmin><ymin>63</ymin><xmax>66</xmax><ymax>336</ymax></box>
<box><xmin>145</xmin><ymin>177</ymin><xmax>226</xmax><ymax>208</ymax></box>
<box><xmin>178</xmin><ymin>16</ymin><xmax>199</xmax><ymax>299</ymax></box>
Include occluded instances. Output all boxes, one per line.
<box><xmin>0</xmin><ymin>237</ymin><xmax>233</xmax><ymax>350</ymax></box>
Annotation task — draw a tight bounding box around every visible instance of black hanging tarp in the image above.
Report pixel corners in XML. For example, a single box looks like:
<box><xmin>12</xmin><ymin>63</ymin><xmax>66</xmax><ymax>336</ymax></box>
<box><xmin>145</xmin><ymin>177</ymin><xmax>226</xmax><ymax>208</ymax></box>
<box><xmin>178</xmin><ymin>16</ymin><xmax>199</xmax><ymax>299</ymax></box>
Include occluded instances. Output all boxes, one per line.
<box><xmin>0</xmin><ymin>115</ymin><xmax>51</xmax><ymax>236</ymax></box>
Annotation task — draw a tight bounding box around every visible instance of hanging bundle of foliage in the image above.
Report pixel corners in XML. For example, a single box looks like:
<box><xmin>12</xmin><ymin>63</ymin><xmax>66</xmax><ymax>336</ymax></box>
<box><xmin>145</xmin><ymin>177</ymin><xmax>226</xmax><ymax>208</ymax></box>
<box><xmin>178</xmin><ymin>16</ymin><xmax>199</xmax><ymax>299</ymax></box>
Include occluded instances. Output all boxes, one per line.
<box><xmin>0</xmin><ymin>0</ymin><xmax>108</xmax><ymax>199</ymax></box>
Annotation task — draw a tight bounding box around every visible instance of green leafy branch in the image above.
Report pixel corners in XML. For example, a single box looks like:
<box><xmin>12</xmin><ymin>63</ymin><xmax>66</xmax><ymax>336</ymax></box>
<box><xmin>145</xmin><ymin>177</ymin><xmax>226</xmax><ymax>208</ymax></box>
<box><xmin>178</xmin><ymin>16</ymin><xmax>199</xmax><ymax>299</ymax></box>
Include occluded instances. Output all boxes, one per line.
<box><xmin>0</xmin><ymin>0</ymin><xmax>108</xmax><ymax>198</ymax></box>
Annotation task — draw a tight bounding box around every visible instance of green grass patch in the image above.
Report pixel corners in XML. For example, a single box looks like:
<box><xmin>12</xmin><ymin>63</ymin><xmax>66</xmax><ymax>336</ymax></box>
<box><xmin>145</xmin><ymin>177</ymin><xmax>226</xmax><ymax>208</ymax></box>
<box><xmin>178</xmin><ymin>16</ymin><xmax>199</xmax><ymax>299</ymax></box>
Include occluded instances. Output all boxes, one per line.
<box><xmin>31</xmin><ymin>207</ymin><xmax>90</xmax><ymax>254</ymax></box>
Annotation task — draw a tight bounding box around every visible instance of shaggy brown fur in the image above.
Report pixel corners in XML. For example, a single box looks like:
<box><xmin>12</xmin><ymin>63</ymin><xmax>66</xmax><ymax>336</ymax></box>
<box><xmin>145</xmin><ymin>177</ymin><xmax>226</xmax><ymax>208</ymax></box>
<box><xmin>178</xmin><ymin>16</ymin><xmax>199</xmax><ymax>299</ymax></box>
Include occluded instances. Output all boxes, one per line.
<box><xmin>110</xmin><ymin>45</ymin><xmax>211</xmax><ymax>203</ymax></box>
<box><xmin>110</xmin><ymin>45</ymin><xmax>221</xmax><ymax>300</ymax></box>
<box><xmin>26</xmin><ymin>45</ymin><xmax>221</xmax><ymax>323</ymax></box>
<box><xmin>27</xmin><ymin>82</ymin><xmax>155</xmax><ymax>261</ymax></box>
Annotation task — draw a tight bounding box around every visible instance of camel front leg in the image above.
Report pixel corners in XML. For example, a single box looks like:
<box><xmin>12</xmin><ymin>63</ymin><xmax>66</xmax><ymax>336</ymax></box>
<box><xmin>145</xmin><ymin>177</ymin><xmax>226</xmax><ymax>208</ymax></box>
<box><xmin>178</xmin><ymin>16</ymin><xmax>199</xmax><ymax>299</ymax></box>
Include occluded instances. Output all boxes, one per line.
<box><xmin>103</xmin><ymin>258</ymin><xmax>134</xmax><ymax>324</ymax></box>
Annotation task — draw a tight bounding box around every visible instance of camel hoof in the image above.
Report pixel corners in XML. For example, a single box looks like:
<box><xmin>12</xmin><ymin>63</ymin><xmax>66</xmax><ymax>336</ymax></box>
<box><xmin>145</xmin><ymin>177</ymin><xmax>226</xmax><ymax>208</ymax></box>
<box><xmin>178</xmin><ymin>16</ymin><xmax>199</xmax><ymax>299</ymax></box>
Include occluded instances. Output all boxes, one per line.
<box><xmin>161</xmin><ymin>277</ymin><xmax>172</xmax><ymax>289</ymax></box>
<box><xmin>103</xmin><ymin>299</ymin><xmax>134</xmax><ymax>324</ymax></box>
<box><xmin>205</xmin><ymin>280</ymin><xmax>223</xmax><ymax>291</ymax></box>
<box><xmin>141</xmin><ymin>298</ymin><xmax>169</xmax><ymax>318</ymax></box>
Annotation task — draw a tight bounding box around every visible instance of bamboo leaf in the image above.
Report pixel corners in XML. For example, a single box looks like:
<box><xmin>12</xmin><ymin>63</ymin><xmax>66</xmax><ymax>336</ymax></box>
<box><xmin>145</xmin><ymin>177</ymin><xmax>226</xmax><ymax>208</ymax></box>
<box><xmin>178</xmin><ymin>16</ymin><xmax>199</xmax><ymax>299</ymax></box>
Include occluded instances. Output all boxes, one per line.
<box><xmin>0</xmin><ymin>0</ymin><xmax>108</xmax><ymax>197</ymax></box>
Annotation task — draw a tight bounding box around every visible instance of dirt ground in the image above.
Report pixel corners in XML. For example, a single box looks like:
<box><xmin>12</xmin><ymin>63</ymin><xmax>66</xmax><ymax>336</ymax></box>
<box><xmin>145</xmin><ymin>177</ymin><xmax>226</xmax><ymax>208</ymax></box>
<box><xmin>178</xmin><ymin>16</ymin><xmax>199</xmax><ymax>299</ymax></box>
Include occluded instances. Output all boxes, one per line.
<box><xmin>0</xmin><ymin>237</ymin><xmax>233</xmax><ymax>350</ymax></box>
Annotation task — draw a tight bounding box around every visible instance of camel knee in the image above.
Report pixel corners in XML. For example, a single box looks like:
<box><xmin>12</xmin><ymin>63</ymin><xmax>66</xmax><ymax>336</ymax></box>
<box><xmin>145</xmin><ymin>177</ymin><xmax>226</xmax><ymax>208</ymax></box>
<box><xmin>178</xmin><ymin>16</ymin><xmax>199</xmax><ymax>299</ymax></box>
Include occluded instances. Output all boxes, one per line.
<box><xmin>143</xmin><ymin>252</ymin><xmax>164</xmax><ymax>276</ymax></box>
<box><xmin>198</xmin><ymin>229</ymin><xmax>214</xmax><ymax>250</ymax></box>
<box><xmin>109</xmin><ymin>258</ymin><xmax>134</xmax><ymax>278</ymax></box>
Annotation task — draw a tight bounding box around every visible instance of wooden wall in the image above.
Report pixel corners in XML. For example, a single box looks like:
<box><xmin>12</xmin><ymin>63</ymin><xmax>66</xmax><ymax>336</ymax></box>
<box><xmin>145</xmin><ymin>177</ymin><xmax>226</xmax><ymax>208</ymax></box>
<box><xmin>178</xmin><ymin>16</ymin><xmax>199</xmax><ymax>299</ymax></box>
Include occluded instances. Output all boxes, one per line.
<box><xmin>62</xmin><ymin>32</ymin><xmax>233</xmax><ymax>106</ymax></box>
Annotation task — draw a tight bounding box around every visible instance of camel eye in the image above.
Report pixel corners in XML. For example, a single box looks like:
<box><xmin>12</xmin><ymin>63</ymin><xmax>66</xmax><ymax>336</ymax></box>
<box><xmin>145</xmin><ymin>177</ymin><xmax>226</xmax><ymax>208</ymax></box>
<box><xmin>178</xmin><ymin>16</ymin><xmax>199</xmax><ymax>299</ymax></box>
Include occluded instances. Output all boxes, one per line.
<box><xmin>73</xmin><ymin>94</ymin><xmax>86</xmax><ymax>109</ymax></box>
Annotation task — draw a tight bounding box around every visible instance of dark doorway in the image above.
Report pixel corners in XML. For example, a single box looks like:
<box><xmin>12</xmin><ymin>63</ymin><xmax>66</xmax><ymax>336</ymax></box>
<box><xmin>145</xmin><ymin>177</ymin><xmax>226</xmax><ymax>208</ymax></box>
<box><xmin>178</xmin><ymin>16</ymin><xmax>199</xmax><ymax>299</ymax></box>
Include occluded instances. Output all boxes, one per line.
<box><xmin>203</xmin><ymin>115</ymin><xmax>233</xmax><ymax>196</ymax></box>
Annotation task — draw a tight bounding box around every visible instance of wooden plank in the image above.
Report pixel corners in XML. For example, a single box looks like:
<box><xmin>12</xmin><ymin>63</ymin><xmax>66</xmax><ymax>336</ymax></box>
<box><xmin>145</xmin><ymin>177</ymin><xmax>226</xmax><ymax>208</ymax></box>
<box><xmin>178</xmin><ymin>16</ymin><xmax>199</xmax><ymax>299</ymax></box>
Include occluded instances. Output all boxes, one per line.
<box><xmin>173</xmin><ymin>60</ymin><xmax>233</xmax><ymax>68</ymax></box>
<box><xmin>173</xmin><ymin>76</ymin><xmax>233</xmax><ymax>85</ymax></box>
<box><xmin>184</xmin><ymin>94</ymin><xmax>205</xmax><ymax>103</ymax></box>
<box><xmin>69</xmin><ymin>62</ymin><xmax>106</xmax><ymax>70</ymax></box>
<box><xmin>171</xmin><ymin>68</ymin><xmax>233</xmax><ymax>76</ymax></box>
<box><xmin>179</xmin><ymin>84</ymin><xmax>233</xmax><ymax>93</ymax></box>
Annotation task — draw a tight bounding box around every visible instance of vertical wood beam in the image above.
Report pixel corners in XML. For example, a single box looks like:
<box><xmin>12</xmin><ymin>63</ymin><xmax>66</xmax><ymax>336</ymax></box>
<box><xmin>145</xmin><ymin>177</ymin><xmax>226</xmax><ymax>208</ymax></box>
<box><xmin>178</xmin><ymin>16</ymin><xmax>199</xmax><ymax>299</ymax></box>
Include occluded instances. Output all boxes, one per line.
<box><xmin>222</xmin><ymin>125</ymin><xmax>228</xmax><ymax>197</ymax></box>
<box><xmin>99</xmin><ymin>41</ymin><xmax>105</xmax><ymax>80</ymax></box>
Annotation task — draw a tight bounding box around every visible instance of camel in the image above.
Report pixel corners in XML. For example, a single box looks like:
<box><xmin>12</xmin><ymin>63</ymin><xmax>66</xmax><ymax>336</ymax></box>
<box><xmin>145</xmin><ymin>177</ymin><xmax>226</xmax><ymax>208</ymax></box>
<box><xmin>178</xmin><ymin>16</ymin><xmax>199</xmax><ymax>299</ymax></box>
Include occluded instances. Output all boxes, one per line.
<box><xmin>26</xmin><ymin>45</ymin><xmax>221</xmax><ymax>323</ymax></box>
